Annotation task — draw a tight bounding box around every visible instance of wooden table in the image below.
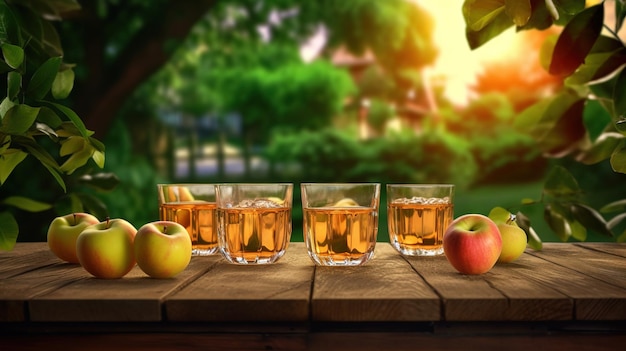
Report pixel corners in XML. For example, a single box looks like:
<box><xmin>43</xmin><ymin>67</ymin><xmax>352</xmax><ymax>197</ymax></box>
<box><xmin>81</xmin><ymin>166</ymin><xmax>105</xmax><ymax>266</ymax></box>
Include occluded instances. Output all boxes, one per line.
<box><xmin>1</xmin><ymin>242</ymin><xmax>625</xmax><ymax>350</ymax></box>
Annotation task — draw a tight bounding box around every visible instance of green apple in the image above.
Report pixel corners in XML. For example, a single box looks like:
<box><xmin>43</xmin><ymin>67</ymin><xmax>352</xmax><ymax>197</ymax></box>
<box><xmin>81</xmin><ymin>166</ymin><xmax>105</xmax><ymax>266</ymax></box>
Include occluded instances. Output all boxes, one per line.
<box><xmin>47</xmin><ymin>213</ymin><xmax>100</xmax><ymax>263</ymax></box>
<box><xmin>76</xmin><ymin>218</ymin><xmax>137</xmax><ymax>279</ymax></box>
<box><xmin>134</xmin><ymin>221</ymin><xmax>192</xmax><ymax>278</ymax></box>
<box><xmin>497</xmin><ymin>214</ymin><xmax>527</xmax><ymax>263</ymax></box>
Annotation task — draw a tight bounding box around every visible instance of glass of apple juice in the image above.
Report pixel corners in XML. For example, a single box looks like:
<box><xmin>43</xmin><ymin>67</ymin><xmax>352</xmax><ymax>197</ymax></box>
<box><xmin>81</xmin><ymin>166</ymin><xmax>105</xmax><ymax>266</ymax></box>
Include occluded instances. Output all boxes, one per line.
<box><xmin>157</xmin><ymin>184</ymin><xmax>218</xmax><ymax>256</ymax></box>
<box><xmin>387</xmin><ymin>184</ymin><xmax>454</xmax><ymax>256</ymax></box>
<box><xmin>215</xmin><ymin>183</ymin><xmax>293</xmax><ymax>265</ymax></box>
<box><xmin>301</xmin><ymin>183</ymin><xmax>380</xmax><ymax>266</ymax></box>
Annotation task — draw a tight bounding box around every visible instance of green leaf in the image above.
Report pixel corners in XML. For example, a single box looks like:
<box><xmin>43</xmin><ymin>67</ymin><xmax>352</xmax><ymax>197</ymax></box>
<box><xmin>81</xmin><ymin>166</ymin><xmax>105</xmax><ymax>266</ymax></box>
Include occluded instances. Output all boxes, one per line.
<box><xmin>549</xmin><ymin>4</ymin><xmax>604</xmax><ymax>76</ymax></box>
<box><xmin>610</xmin><ymin>139</ymin><xmax>626</xmax><ymax>173</ymax></box>
<box><xmin>505</xmin><ymin>0</ymin><xmax>531</xmax><ymax>26</ymax></box>
<box><xmin>515</xmin><ymin>211</ymin><xmax>542</xmax><ymax>250</ymax></box>
<box><xmin>569</xmin><ymin>220</ymin><xmax>587</xmax><ymax>241</ymax></box>
<box><xmin>536</xmin><ymin>97</ymin><xmax>587</xmax><ymax>156</ymax></box>
<box><xmin>463</xmin><ymin>0</ymin><xmax>507</xmax><ymax>31</ymax></box>
<box><xmin>0</xmin><ymin>104</ymin><xmax>40</xmax><ymax>134</ymax></box>
<box><xmin>0</xmin><ymin>2</ymin><xmax>22</xmax><ymax>45</ymax></box>
<box><xmin>0</xmin><ymin>97</ymin><xmax>15</xmax><ymax>118</ymax></box>
<box><xmin>26</xmin><ymin>56</ymin><xmax>62</xmax><ymax>100</ymax></box>
<box><xmin>15</xmin><ymin>136</ymin><xmax>66</xmax><ymax>192</ymax></box>
<box><xmin>59</xmin><ymin>144</ymin><xmax>94</xmax><ymax>174</ymax></box>
<box><xmin>575</xmin><ymin>132</ymin><xmax>624</xmax><ymax>165</ymax></box>
<box><xmin>2</xmin><ymin>196</ymin><xmax>52</xmax><ymax>212</ymax></box>
<box><xmin>607</xmin><ymin>213</ymin><xmax>626</xmax><ymax>229</ymax></box>
<box><xmin>36</xmin><ymin>107</ymin><xmax>63</xmax><ymax>129</ymax></box>
<box><xmin>0</xmin><ymin>211</ymin><xmax>19</xmax><ymax>251</ymax></box>
<box><xmin>1</xmin><ymin>43</ymin><xmax>23</xmax><ymax>68</ymax></box>
<box><xmin>0</xmin><ymin>148</ymin><xmax>27</xmax><ymax>184</ymax></box>
<box><xmin>44</xmin><ymin>102</ymin><xmax>89</xmax><ymax>138</ymax></box>
<box><xmin>92</xmin><ymin>150</ymin><xmax>105</xmax><ymax>168</ymax></box>
<box><xmin>543</xmin><ymin>165</ymin><xmax>581</xmax><ymax>198</ymax></box>
<box><xmin>59</xmin><ymin>136</ymin><xmax>86</xmax><ymax>156</ymax></box>
<box><xmin>613</xmin><ymin>67</ymin><xmax>626</xmax><ymax>118</ymax></box>
<box><xmin>600</xmin><ymin>199</ymin><xmax>626</xmax><ymax>213</ymax></box>
<box><xmin>78</xmin><ymin>172</ymin><xmax>120</xmax><ymax>191</ymax></box>
<box><xmin>51</xmin><ymin>68</ymin><xmax>74</xmax><ymax>99</ymax></box>
<box><xmin>518</xmin><ymin>0</ymin><xmax>553</xmax><ymax>30</ymax></box>
<box><xmin>616</xmin><ymin>0</ymin><xmax>626</xmax><ymax>32</ymax></box>
<box><xmin>7</xmin><ymin>71</ymin><xmax>21</xmax><ymax>100</ymax></box>
<box><xmin>89</xmin><ymin>136</ymin><xmax>105</xmax><ymax>153</ymax></box>
<box><xmin>465</xmin><ymin>6</ymin><xmax>514</xmax><ymax>50</ymax></box>
<box><xmin>570</xmin><ymin>203</ymin><xmax>613</xmax><ymax>237</ymax></box>
<box><xmin>544</xmin><ymin>205</ymin><xmax>571</xmax><ymax>241</ymax></box>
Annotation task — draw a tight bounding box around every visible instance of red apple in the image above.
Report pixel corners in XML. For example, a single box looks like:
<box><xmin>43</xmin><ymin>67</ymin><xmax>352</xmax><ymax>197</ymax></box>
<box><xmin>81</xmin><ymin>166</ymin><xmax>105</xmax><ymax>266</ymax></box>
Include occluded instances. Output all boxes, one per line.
<box><xmin>134</xmin><ymin>221</ymin><xmax>192</xmax><ymax>278</ymax></box>
<box><xmin>443</xmin><ymin>214</ymin><xmax>502</xmax><ymax>275</ymax></box>
<box><xmin>76</xmin><ymin>218</ymin><xmax>137</xmax><ymax>279</ymax></box>
<box><xmin>47</xmin><ymin>213</ymin><xmax>100</xmax><ymax>263</ymax></box>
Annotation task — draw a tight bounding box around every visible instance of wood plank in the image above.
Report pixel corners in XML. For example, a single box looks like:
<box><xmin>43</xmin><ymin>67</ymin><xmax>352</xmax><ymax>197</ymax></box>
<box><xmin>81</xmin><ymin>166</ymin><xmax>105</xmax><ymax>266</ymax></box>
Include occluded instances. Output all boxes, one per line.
<box><xmin>0</xmin><ymin>262</ymin><xmax>87</xmax><ymax>322</ymax></box>
<box><xmin>311</xmin><ymin>244</ymin><xmax>440</xmax><ymax>322</ymax></box>
<box><xmin>27</xmin><ymin>255</ymin><xmax>221</xmax><ymax>322</ymax></box>
<box><xmin>528</xmin><ymin>244</ymin><xmax>626</xmax><ymax>290</ymax></box>
<box><xmin>165</xmin><ymin>243</ymin><xmax>314</xmax><ymax>322</ymax></box>
<box><xmin>0</xmin><ymin>242</ymin><xmax>61</xmax><ymax>279</ymax></box>
<box><xmin>404</xmin><ymin>254</ymin><xmax>509</xmax><ymax>321</ymax></box>
<box><xmin>508</xmin><ymin>247</ymin><xmax>626</xmax><ymax>320</ymax></box>
<box><xmin>575</xmin><ymin>243</ymin><xmax>626</xmax><ymax>258</ymax></box>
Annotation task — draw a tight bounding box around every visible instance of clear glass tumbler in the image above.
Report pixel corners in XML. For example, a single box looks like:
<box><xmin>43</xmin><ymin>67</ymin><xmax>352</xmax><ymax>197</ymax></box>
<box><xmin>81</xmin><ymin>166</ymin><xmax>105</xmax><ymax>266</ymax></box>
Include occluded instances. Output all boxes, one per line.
<box><xmin>158</xmin><ymin>184</ymin><xmax>218</xmax><ymax>256</ymax></box>
<box><xmin>387</xmin><ymin>184</ymin><xmax>454</xmax><ymax>256</ymax></box>
<box><xmin>301</xmin><ymin>183</ymin><xmax>380</xmax><ymax>266</ymax></box>
<box><xmin>216</xmin><ymin>183</ymin><xmax>293</xmax><ymax>264</ymax></box>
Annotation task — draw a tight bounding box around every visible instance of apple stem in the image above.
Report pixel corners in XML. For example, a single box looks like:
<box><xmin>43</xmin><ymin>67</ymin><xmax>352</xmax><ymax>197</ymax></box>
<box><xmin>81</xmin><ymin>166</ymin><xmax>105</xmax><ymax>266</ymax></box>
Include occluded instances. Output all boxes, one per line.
<box><xmin>506</xmin><ymin>213</ymin><xmax>517</xmax><ymax>225</ymax></box>
<box><xmin>105</xmin><ymin>216</ymin><xmax>111</xmax><ymax>229</ymax></box>
<box><xmin>73</xmin><ymin>213</ymin><xmax>77</xmax><ymax>225</ymax></box>
<box><xmin>163</xmin><ymin>225</ymin><xmax>167</xmax><ymax>234</ymax></box>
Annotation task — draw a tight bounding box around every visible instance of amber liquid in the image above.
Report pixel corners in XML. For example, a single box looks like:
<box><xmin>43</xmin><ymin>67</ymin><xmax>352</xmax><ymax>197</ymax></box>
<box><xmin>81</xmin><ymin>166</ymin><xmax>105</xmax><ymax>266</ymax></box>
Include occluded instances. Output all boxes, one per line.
<box><xmin>159</xmin><ymin>201</ymin><xmax>218</xmax><ymax>255</ymax></box>
<box><xmin>387</xmin><ymin>202</ymin><xmax>453</xmax><ymax>256</ymax></box>
<box><xmin>217</xmin><ymin>206</ymin><xmax>291</xmax><ymax>264</ymax></box>
<box><xmin>303</xmin><ymin>207</ymin><xmax>378</xmax><ymax>266</ymax></box>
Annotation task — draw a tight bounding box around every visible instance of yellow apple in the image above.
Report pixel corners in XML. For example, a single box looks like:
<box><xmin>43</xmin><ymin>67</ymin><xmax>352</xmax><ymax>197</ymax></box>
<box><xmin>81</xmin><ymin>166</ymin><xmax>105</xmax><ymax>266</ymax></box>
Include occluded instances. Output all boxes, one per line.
<box><xmin>497</xmin><ymin>215</ymin><xmax>527</xmax><ymax>263</ymax></box>
<box><xmin>332</xmin><ymin>198</ymin><xmax>359</xmax><ymax>207</ymax></box>
<box><xmin>47</xmin><ymin>213</ymin><xmax>100</xmax><ymax>263</ymax></box>
<box><xmin>76</xmin><ymin>218</ymin><xmax>137</xmax><ymax>279</ymax></box>
<box><xmin>134</xmin><ymin>221</ymin><xmax>192</xmax><ymax>278</ymax></box>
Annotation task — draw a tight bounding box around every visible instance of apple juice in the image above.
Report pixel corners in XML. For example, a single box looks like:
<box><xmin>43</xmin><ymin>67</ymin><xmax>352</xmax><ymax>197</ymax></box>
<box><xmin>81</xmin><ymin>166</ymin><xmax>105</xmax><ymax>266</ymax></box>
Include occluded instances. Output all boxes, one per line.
<box><xmin>160</xmin><ymin>201</ymin><xmax>218</xmax><ymax>256</ymax></box>
<box><xmin>217</xmin><ymin>203</ymin><xmax>291</xmax><ymax>264</ymax></box>
<box><xmin>303</xmin><ymin>206</ymin><xmax>378</xmax><ymax>266</ymax></box>
<box><xmin>387</xmin><ymin>197</ymin><xmax>453</xmax><ymax>256</ymax></box>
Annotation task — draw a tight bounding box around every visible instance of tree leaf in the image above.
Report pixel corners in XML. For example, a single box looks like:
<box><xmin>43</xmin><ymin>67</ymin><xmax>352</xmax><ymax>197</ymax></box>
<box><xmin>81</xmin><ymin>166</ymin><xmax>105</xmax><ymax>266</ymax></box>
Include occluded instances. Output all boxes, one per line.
<box><xmin>36</xmin><ymin>106</ymin><xmax>63</xmax><ymax>129</ymax></box>
<box><xmin>465</xmin><ymin>7</ymin><xmax>513</xmax><ymax>50</ymax></box>
<box><xmin>575</xmin><ymin>132</ymin><xmax>624</xmax><ymax>165</ymax></box>
<box><xmin>464</xmin><ymin>0</ymin><xmax>507</xmax><ymax>31</ymax></box>
<box><xmin>1</xmin><ymin>43</ymin><xmax>24</xmax><ymax>68</ymax></box>
<box><xmin>600</xmin><ymin>199</ymin><xmax>626</xmax><ymax>213</ymax></box>
<box><xmin>15</xmin><ymin>136</ymin><xmax>66</xmax><ymax>192</ymax></box>
<box><xmin>518</xmin><ymin>0</ymin><xmax>553</xmax><ymax>30</ymax></box>
<box><xmin>505</xmin><ymin>0</ymin><xmax>531</xmax><ymax>26</ymax></box>
<box><xmin>59</xmin><ymin>136</ymin><xmax>86</xmax><ymax>156</ymax></box>
<box><xmin>0</xmin><ymin>104</ymin><xmax>40</xmax><ymax>134</ymax></box>
<box><xmin>92</xmin><ymin>150</ymin><xmax>105</xmax><ymax>168</ymax></box>
<box><xmin>0</xmin><ymin>211</ymin><xmax>19</xmax><ymax>251</ymax></box>
<box><xmin>515</xmin><ymin>211</ymin><xmax>542</xmax><ymax>250</ymax></box>
<box><xmin>570</xmin><ymin>203</ymin><xmax>613</xmax><ymax>237</ymax></box>
<box><xmin>0</xmin><ymin>97</ymin><xmax>15</xmax><ymax>118</ymax></box>
<box><xmin>607</xmin><ymin>212</ymin><xmax>626</xmax><ymax>229</ymax></box>
<box><xmin>613</xmin><ymin>67</ymin><xmax>626</xmax><ymax>118</ymax></box>
<box><xmin>51</xmin><ymin>68</ymin><xmax>74</xmax><ymax>99</ymax></box>
<box><xmin>543</xmin><ymin>165</ymin><xmax>581</xmax><ymax>198</ymax></box>
<box><xmin>616</xmin><ymin>0</ymin><xmax>626</xmax><ymax>32</ymax></box>
<box><xmin>78</xmin><ymin>172</ymin><xmax>120</xmax><ymax>191</ymax></box>
<box><xmin>544</xmin><ymin>205</ymin><xmax>572</xmax><ymax>241</ymax></box>
<box><xmin>26</xmin><ymin>56</ymin><xmax>62</xmax><ymax>100</ymax></box>
<box><xmin>7</xmin><ymin>71</ymin><xmax>21</xmax><ymax>100</ymax></box>
<box><xmin>610</xmin><ymin>139</ymin><xmax>626</xmax><ymax>173</ymax></box>
<box><xmin>1</xmin><ymin>196</ymin><xmax>52</xmax><ymax>212</ymax></box>
<box><xmin>44</xmin><ymin>102</ymin><xmax>89</xmax><ymax>138</ymax></box>
<box><xmin>549</xmin><ymin>4</ymin><xmax>604</xmax><ymax>76</ymax></box>
<box><xmin>0</xmin><ymin>148</ymin><xmax>27</xmax><ymax>184</ymax></box>
<box><xmin>59</xmin><ymin>144</ymin><xmax>94</xmax><ymax>174</ymax></box>
<box><xmin>537</xmin><ymin>97</ymin><xmax>587</xmax><ymax>156</ymax></box>
<box><xmin>569</xmin><ymin>219</ymin><xmax>587</xmax><ymax>241</ymax></box>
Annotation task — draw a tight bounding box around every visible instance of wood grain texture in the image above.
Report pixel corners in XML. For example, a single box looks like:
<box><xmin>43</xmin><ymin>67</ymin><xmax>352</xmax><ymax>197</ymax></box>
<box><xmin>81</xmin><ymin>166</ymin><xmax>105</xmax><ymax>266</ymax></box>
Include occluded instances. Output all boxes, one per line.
<box><xmin>311</xmin><ymin>244</ymin><xmax>440</xmax><ymax>322</ymax></box>
<box><xmin>165</xmin><ymin>243</ymin><xmax>314</xmax><ymax>322</ymax></box>
<box><xmin>27</xmin><ymin>256</ymin><xmax>219</xmax><ymax>322</ymax></box>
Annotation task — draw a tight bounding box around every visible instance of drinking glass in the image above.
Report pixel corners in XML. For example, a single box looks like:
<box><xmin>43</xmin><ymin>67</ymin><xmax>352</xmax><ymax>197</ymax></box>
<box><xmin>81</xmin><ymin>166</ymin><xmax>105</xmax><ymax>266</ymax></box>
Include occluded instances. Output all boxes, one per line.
<box><xmin>387</xmin><ymin>184</ymin><xmax>454</xmax><ymax>256</ymax></box>
<box><xmin>216</xmin><ymin>183</ymin><xmax>293</xmax><ymax>264</ymax></box>
<box><xmin>158</xmin><ymin>184</ymin><xmax>218</xmax><ymax>256</ymax></box>
<box><xmin>301</xmin><ymin>183</ymin><xmax>380</xmax><ymax>266</ymax></box>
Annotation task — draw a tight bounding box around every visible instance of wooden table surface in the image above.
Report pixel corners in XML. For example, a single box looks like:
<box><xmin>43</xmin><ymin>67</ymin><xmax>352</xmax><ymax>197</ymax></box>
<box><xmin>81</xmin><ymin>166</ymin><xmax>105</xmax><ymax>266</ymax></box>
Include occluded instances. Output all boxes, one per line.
<box><xmin>1</xmin><ymin>242</ymin><xmax>625</xmax><ymax>350</ymax></box>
